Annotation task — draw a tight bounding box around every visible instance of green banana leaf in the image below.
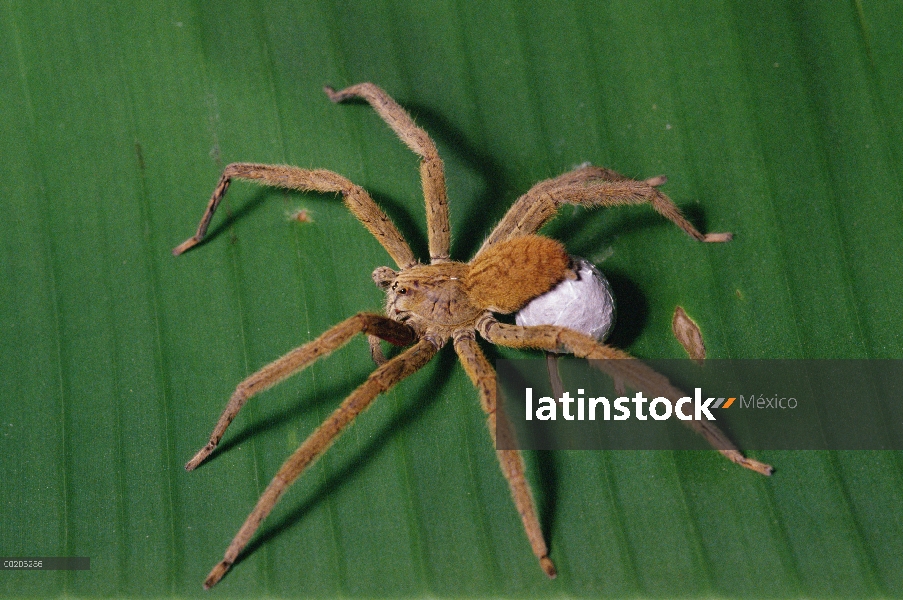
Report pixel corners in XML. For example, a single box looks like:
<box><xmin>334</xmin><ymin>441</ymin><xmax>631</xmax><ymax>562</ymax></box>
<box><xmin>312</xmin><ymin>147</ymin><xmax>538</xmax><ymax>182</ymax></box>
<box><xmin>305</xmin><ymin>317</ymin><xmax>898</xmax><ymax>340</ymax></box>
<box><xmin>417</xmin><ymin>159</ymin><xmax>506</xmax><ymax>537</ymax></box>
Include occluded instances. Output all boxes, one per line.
<box><xmin>1</xmin><ymin>1</ymin><xmax>902</xmax><ymax>597</ymax></box>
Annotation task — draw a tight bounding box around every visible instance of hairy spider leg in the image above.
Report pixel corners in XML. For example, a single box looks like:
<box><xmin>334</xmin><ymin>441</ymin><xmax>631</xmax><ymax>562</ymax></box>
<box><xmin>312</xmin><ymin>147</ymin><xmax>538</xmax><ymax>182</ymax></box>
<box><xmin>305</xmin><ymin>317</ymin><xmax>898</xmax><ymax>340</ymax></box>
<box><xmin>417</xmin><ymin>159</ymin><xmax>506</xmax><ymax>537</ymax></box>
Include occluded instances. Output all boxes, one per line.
<box><xmin>453</xmin><ymin>332</ymin><xmax>557</xmax><ymax>578</ymax></box>
<box><xmin>202</xmin><ymin>337</ymin><xmax>438</xmax><ymax>589</ymax></box>
<box><xmin>185</xmin><ymin>313</ymin><xmax>417</xmax><ymax>471</ymax></box>
<box><xmin>172</xmin><ymin>164</ymin><xmax>417</xmax><ymax>269</ymax></box>
<box><xmin>326</xmin><ymin>83</ymin><xmax>451</xmax><ymax>263</ymax></box>
<box><xmin>479</xmin><ymin>164</ymin><xmax>732</xmax><ymax>252</ymax></box>
<box><xmin>476</xmin><ymin>316</ymin><xmax>773</xmax><ymax>477</ymax></box>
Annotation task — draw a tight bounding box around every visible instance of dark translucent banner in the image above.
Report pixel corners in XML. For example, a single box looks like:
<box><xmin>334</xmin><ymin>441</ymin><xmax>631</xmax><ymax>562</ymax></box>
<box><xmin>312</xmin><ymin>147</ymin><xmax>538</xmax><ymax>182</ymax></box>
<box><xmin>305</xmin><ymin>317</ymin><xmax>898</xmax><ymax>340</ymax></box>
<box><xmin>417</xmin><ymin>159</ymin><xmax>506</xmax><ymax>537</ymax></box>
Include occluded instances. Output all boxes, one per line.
<box><xmin>496</xmin><ymin>359</ymin><xmax>903</xmax><ymax>450</ymax></box>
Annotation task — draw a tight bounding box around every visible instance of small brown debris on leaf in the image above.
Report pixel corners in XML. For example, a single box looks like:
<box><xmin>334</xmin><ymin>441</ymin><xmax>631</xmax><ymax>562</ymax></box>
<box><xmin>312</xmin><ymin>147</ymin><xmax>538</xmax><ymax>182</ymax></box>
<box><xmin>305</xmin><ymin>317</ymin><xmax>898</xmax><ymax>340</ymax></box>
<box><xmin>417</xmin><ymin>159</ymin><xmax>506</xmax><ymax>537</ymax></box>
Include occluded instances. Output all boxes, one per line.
<box><xmin>672</xmin><ymin>306</ymin><xmax>706</xmax><ymax>363</ymax></box>
<box><xmin>289</xmin><ymin>208</ymin><xmax>313</xmax><ymax>223</ymax></box>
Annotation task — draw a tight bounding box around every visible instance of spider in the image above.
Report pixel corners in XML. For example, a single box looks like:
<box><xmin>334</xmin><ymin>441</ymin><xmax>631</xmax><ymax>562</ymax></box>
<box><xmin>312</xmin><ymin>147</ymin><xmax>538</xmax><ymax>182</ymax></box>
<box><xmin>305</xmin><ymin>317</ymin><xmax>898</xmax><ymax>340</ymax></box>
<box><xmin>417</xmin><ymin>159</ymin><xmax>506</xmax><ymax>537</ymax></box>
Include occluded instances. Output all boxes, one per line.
<box><xmin>174</xmin><ymin>83</ymin><xmax>773</xmax><ymax>589</ymax></box>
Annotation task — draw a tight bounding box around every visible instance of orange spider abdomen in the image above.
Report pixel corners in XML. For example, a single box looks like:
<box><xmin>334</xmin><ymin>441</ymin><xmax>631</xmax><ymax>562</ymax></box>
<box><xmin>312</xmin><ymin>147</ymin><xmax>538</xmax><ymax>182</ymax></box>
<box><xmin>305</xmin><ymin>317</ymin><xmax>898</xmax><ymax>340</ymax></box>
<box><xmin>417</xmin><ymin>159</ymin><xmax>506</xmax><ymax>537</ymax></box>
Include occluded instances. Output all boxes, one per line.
<box><xmin>465</xmin><ymin>235</ymin><xmax>570</xmax><ymax>314</ymax></box>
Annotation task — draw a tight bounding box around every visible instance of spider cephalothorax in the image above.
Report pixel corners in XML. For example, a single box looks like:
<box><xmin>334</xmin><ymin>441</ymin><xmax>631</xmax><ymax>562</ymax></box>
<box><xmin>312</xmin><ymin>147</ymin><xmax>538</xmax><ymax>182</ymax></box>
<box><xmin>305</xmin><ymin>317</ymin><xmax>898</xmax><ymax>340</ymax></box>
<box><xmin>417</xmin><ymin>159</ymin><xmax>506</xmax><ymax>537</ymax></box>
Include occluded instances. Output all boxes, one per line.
<box><xmin>175</xmin><ymin>83</ymin><xmax>771</xmax><ymax>589</ymax></box>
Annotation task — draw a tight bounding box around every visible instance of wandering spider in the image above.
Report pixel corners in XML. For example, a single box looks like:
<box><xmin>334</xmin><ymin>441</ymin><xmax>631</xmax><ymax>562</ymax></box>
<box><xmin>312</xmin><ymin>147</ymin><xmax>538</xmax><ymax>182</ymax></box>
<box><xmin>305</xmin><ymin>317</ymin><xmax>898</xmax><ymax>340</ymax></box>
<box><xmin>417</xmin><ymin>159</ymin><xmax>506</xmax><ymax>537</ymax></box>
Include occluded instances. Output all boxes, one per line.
<box><xmin>175</xmin><ymin>83</ymin><xmax>772</xmax><ymax>589</ymax></box>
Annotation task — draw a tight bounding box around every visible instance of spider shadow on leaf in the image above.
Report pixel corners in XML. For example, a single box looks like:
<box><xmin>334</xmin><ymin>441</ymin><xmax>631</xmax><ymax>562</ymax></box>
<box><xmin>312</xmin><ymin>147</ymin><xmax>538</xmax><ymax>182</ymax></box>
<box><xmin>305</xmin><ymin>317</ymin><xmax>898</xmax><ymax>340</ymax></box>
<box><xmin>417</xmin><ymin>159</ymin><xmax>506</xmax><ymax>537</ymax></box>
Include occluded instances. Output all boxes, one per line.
<box><xmin>595</xmin><ymin>270</ymin><xmax>649</xmax><ymax>351</ymax></box>
<box><xmin>367</xmin><ymin>188</ymin><xmax>428</xmax><ymax>260</ymax></box>
<box><xmin>178</xmin><ymin>186</ymin><xmax>273</xmax><ymax>250</ymax></box>
<box><xmin>545</xmin><ymin>201</ymin><xmax>714</xmax><ymax>257</ymax></box>
<box><xmin>204</xmin><ymin>372</ymin><xmax>368</xmax><ymax>461</ymax></box>
<box><xmin>479</xmin><ymin>340</ymin><xmax>561</xmax><ymax>544</ymax></box>
<box><xmin>533</xmin><ymin>450</ymin><xmax>559</xmax><ymax>543</ymax></box>
<box><xmin>400</xmin><ymin>102</ymin><xmax>512</xmax><ymax>261</ymax></box>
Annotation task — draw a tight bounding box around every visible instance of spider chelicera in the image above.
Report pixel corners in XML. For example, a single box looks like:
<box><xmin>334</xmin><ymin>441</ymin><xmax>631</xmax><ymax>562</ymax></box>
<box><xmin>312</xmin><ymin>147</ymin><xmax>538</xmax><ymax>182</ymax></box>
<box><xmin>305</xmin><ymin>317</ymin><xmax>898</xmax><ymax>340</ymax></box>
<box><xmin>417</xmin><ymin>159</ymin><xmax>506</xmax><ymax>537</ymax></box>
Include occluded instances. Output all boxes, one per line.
<box><xmin>175</xmin><ymin>83</ymin><xmax>772</xmax><ymax>589</ymax></box>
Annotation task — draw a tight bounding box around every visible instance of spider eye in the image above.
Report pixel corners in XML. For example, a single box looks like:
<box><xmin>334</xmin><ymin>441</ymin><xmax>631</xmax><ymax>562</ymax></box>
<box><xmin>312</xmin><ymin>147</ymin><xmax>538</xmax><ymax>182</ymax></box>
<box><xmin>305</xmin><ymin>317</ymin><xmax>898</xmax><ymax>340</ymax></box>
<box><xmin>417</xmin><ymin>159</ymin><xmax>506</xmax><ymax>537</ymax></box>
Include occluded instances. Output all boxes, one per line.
<box><xmin>396</xmin><ymin>287</ymin><xmax>408</xmax><ymax>295</ymax></box>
